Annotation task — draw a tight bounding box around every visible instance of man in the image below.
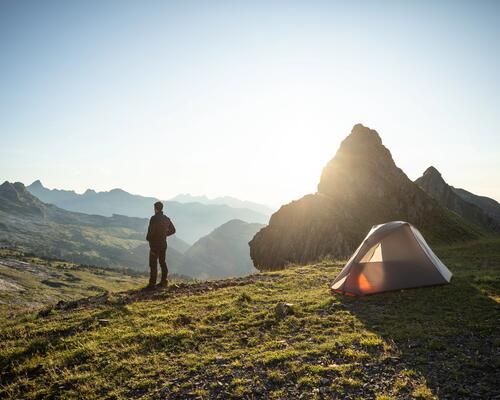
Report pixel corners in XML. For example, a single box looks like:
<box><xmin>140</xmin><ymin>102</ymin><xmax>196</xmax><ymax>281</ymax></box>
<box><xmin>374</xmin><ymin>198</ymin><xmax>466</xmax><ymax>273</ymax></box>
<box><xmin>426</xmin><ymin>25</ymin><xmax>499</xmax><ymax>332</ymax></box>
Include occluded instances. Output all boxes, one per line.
<box><xmin>145</xmin><ymin>201</ymin><xmax>176</xmax><ymax>289</ymax></box>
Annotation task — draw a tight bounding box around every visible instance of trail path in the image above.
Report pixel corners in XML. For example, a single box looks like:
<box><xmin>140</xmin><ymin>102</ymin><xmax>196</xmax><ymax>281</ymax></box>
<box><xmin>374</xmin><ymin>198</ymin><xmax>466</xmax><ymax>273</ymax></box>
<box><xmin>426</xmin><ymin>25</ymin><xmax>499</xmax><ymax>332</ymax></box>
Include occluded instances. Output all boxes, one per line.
<box><xmin>39</xmin><ymin>274</ymin><xmax>278</xmax><ymax>315</ymax></box>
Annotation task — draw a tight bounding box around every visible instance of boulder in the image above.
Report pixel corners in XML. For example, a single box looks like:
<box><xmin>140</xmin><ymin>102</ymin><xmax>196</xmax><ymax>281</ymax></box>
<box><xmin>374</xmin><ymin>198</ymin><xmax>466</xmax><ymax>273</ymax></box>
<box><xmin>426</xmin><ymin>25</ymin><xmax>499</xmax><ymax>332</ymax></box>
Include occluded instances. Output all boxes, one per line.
<box><xmin>275</xmin><ymin>302</ymin><xmax>294</xmax><ymax>319</ymax></box>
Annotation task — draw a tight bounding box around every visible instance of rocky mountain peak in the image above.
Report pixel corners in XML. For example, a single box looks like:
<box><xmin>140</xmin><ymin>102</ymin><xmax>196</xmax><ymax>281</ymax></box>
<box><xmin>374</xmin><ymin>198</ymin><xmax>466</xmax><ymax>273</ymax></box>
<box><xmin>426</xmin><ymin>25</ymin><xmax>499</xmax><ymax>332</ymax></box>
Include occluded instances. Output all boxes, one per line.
<box><xmin>1</xmin><ymin>180</ymin><xmax>14</xmax><ymax>189</ymax></box>
<box><xmin>349</xmin><ymin>123</ymin><xmax>383</xmax><ymax>145</ymax></box>
<box><xmin>416</xmin><ymin>166</ymin><xmax>448</xmax><ymax>192</ymax></box>
<box><xmin>250</xmin><ymin>124</ymin><xmax>481</xmax><ymax>270</ymax></box>
<box><xmin>0</xmin><ymin>181</ymin><xmax>46</xmax><ymax>216</ymax></box>
<box><xmin>423</xmin><ymin>166</ymin><xmax>441</xmax><ymax>177</ymax></box>
<box><xmin>317</xmin><ymin>124</ymin><xmax>401</xmax><ymax>201</ymax></box>
<box><xmin>30</xmin><ymin>179</ymin><xmax>43</xmax><ymax>188</ymax></box>
<box><xmin>415</xmin><ymin>168</ymin><xmax>500</xmax><ymax>233</ymax></box>
<box><xmin>0</xmin><ymin>181</ymin><xmax>19</xmax><ymax>201</ymax></box>
<box><xmin>0</xmin><ymin>181</ymin><xmax>30</xmax><ymax>198</ymax></box>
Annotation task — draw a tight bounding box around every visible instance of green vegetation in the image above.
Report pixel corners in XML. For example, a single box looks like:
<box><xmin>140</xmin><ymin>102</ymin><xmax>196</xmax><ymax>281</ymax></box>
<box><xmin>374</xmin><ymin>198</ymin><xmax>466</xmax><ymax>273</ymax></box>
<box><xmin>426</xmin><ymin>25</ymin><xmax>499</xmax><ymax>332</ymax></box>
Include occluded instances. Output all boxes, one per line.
<box><xmin>0</xmin><ymin>239</ymin><xmax>498</xmax><ymax>399</ymax></box>
<box><xmin>0</xmin><ymin>248</ymin><xmax>146</xmax><ymax>318</ymax></box>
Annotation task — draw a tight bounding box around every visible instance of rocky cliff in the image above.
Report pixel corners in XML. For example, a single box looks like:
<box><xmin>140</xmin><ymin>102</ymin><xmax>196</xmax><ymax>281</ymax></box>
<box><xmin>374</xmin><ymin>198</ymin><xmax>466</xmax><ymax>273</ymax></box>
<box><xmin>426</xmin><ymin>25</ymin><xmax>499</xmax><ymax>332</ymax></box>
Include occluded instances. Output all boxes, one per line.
<box><xmin>249</xmin><ymin>124</ymin><xmax>482</xmax><ymax>270</ymax></box>
<box><xmin>415</xmin><ymin>167</ymin><xmax>500</xmax><ymax>233</ymax></box>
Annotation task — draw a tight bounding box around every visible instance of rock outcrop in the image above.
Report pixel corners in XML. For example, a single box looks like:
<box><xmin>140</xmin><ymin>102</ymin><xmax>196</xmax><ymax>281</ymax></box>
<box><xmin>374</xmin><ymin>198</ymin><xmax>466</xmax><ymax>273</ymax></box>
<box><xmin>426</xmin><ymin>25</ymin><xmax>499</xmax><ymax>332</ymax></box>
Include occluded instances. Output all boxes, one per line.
<box><xmin>249</xmin><ymin>124</ymin><xmax>482</xmax><ymax>270</ymax></box>
<box><xmin>415</xmin><ymin>167</ymin><xmax>500</xmax><ymax>233</ymax></box>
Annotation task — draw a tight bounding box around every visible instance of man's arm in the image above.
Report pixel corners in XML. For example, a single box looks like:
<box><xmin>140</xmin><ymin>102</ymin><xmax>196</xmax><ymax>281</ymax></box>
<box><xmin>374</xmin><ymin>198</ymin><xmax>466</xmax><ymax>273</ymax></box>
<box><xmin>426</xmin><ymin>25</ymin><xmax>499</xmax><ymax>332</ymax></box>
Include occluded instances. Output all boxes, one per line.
<box><xmin>167</xmin><ymin>218</ymin><xmax>176</xmax><ymax>236</ymax></box>
<box><xmin>146</xmin><ymin>217</ymin><xmax>154</xmax><ymax>242</ymax></box>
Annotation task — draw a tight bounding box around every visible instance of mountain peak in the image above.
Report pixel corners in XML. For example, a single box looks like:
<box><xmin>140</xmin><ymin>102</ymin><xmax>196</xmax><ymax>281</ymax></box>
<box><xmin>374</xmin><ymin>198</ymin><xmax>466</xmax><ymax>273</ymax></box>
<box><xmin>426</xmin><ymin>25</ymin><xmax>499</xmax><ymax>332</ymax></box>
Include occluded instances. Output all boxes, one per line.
<box><xmin>1</xmin><ymin>181</ymin><xmax>26</xmax><ymax>193</ymax></box>
<box><xmin>0</xmin><ymin>180</ymin><xmax>46</xmax><ymax>216</ymax></box>
<box><xmin>423</xmin><ymin>166</ymin><xmax>442</xmax><ymax>178</ymax></box>
<box><xmin>317</xmin><ymin>123</ymin><xmax>397</xmax><ymax>198</ymax></box>
<box><xmin>415</xmin><ymin>168</ymin><xmax>500</xmax><ymax>233</ymax></box>
<box><xmin>30</xmin><ymin>180</ymin><xmax>43</xmax><ymax>188</ymax></box>
<box><xmin>418</xmin><ymin>166</ymin><xmax>447</xmax><ymax>187</ymax></box>
<box><xmin>109</xmin><ymin>188</ymin><xmax>128</xmax><ymax>195</ymax></box>
<box><xmin>0</xmin><ymin>181</ymin><xmax>18</xmax><ymax>200</ymax></box>
<box><xmin>348</xmin><ymin>123</ymin><xmax>383</xmax><ymax>146</ymax></box>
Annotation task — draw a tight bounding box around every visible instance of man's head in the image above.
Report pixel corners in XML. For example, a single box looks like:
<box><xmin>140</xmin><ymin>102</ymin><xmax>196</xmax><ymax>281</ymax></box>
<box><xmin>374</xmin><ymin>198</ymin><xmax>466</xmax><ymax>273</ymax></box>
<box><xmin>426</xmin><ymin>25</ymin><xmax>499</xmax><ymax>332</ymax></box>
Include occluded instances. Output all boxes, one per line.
<box><xmin>154</xmin><ymin>201</ymin><xmax>164</xmax><ymax>213</ymax></box>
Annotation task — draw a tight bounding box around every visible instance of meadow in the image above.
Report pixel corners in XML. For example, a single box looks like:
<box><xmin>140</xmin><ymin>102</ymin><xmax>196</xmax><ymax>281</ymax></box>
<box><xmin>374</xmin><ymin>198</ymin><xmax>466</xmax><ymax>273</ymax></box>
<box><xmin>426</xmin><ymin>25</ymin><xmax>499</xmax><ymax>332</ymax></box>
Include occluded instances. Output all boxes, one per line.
<box><xmin>0</xmin><ymin>239</ymin><xmax>498</xmax><ymax>399</ymax></box>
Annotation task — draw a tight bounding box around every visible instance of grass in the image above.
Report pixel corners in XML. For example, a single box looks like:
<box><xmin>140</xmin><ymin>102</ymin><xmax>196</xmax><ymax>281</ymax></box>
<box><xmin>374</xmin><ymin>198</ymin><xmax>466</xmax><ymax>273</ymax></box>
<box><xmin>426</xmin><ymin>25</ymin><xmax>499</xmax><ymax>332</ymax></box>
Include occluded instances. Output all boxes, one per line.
<box><xmin>0</xmin><ymin>239</ymin><xmax>499</xmax><ymax>399</ymax></box>
<box><xmin>0</xmin><ymin>248</ymin><xmax>147</xmax><ymax>318</ymax></box>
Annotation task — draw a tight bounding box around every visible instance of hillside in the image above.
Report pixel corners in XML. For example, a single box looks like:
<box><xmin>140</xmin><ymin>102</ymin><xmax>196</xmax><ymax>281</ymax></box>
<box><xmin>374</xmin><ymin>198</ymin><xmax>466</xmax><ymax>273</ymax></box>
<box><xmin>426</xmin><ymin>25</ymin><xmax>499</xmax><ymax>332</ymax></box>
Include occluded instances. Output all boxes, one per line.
<box><xmin>180</xmin><ymin>219</ymin><xmax>264</xmax><ymax>280</ymax></box>
<box><xmin>250</xmin><ymin>124</ymin><xmax>483</xmax><ymax>270</ymax></box>
<box><xmin>0</xmin><ymin>248</ymin><xmax>146</xmax><ymax>318</ymax></box>
<box><xmin>0</xmin><ymin>181</ymin><xmax>187</xmax><ymax>271</ymax></box>
<box><xmin>0</xmin><ymin>238</ymin><xmax>498</xmax><ymax>399</ymax></box>
<box><xmin>27</xmin><ymin>181</ymin><xmax>270</xmax><ymax>244</ymax></box>
<box><xmin>452</xmin><ymin>187</ymin><xmax>500</xmax><ymax>224</ymax></box>
<box><xmin>415</xmin><ymin>167</ymin><xmax>500</xmax><ymax>233</ymax></box>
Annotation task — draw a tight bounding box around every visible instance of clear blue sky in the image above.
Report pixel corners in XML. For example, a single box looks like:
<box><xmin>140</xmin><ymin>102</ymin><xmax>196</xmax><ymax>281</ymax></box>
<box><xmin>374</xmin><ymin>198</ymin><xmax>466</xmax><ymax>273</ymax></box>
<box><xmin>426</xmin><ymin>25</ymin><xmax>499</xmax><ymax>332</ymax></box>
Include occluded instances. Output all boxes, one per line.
<box><xmin>1</xmin><ymin>0</ymin><xmax>499</xmax><ymax>206</ymax></box>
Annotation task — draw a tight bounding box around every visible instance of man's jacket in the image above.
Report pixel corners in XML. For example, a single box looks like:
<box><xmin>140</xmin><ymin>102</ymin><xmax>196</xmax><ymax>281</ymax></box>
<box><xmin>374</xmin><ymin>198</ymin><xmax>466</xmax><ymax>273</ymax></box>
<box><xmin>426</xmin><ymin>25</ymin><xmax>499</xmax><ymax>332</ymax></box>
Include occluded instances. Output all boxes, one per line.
<box><xmin>146</xmin><ymin>211</ymin><xmax>176</xmax><ymax>249</ymax></box>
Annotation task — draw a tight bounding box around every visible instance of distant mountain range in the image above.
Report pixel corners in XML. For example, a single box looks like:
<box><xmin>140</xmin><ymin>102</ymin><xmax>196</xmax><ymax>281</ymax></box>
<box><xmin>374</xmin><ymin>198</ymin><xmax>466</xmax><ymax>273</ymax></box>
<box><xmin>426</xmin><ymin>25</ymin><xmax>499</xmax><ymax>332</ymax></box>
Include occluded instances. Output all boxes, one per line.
<box><xmin>27</xmin><ymin>181</ymin><xmax>270</xmax><ymax>244</ymax></box>
<box><xmin>250</xmin><ymin>124</ymin><xmax>485</xmax><ymax>270</ymax></box>
<box><xmin>180</xmin><ymin>219</ymin><xmax>264</xmax><ymax>280</ymax></box>
<box><xmin>0</xmin><ymin>181</ymin><xmax>262</xmax><ymax>279</ymax></box>
<box><xmin>0</xmin><ymin>181</ymin><xmax>169</xmax><ymax>269</ymax></box>
<box><xmin>170</xmin><ymin>193</ymin><xmax>274</xmax><ymax>215</ymax></box>
<box><xmin>415</xmin><ymin>167</ymin><xmax>500</xmax><ymax>233</ymax></box>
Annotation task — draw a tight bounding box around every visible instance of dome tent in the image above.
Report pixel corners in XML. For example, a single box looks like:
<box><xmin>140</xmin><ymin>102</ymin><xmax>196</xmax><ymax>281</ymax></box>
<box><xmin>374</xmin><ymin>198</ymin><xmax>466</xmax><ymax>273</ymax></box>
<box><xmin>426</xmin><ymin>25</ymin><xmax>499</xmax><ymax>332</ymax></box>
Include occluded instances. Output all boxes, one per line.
<box><xmin>331</xmin><ymin>221</ymin><xmax>452</xmax><ymax>296</ymax></box>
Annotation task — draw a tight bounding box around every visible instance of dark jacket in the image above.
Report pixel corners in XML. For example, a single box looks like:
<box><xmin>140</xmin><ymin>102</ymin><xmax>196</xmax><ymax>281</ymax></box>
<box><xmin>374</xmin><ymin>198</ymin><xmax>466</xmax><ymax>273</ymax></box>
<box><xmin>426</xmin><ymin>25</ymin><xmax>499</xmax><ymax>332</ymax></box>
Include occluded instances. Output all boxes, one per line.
<box><xmin>146</xmin><ymin>211</ymin><xmax>176</xmax><ymax>249</ymax></box>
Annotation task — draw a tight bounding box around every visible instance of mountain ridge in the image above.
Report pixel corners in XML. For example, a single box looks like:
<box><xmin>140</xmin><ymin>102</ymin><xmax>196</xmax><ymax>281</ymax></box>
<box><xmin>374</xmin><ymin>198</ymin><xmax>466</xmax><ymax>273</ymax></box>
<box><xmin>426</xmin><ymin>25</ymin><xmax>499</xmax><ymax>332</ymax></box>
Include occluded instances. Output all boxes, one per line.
<box><xmin>170</xmin><ymin>193</ymin><xmax>274</xmax><ymax>215</ymax></box>
<box><xmin>415</xmin><ymin>166</ymin><xmax>500</xmax><ymax>233</ymax></box>
<box><xmin>452</xmin><ymin>188</ymin><xmax>500</xmax><ymax>224</ymax></box>
<box><xmin>26</xmin><ymin>181</ymin><xmax>269</xmax><ymax>244</ymax></box>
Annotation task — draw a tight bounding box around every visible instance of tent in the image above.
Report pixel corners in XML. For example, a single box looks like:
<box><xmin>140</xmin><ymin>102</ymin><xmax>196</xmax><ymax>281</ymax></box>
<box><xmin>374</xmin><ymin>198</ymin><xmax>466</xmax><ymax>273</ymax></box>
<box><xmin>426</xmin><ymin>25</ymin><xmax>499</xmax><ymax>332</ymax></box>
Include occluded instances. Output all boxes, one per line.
<box><xmin>331</xmin><ymin>221</ymin><xmax>452</xmax><ymax>296</ymax></box>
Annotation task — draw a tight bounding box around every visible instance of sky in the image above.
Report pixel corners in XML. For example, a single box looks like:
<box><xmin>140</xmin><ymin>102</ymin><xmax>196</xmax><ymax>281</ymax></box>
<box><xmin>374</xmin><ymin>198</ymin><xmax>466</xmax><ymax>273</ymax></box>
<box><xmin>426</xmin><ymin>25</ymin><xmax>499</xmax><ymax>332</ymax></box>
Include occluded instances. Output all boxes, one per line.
<box><xmin>1</xmin><ymin>0</ymin><xmax>499</xmax><ymax>207</ymax></box>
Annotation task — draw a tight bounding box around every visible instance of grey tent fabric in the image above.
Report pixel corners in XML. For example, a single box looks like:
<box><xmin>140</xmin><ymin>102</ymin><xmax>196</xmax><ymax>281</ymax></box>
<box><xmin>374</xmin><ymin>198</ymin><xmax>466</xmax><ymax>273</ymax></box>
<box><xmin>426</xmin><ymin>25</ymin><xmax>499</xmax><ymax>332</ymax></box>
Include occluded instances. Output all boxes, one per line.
<box><xmin>331</xmin><ymin>221</ymin><xmax>452</xmax><ymax>296</ymax></box>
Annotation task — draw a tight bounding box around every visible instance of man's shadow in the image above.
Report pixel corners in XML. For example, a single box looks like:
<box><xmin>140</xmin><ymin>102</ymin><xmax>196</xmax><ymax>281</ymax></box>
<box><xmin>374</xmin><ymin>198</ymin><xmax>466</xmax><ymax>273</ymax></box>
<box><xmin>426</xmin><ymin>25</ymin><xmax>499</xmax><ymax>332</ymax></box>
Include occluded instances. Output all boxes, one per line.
<box><xmin>340</xmin><ymin>270</ymin><xmax>499</xmax><ymax>399</ymax></box>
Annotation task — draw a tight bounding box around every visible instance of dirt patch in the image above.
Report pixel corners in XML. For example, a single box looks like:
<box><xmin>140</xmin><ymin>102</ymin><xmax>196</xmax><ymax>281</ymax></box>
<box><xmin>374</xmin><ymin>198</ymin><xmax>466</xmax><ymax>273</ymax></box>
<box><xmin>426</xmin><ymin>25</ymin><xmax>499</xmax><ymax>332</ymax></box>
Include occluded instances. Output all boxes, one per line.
<box><xmin>0</xmin><ymin>278</ymin><xmax>25</xmax><ymax>292</ymax></box>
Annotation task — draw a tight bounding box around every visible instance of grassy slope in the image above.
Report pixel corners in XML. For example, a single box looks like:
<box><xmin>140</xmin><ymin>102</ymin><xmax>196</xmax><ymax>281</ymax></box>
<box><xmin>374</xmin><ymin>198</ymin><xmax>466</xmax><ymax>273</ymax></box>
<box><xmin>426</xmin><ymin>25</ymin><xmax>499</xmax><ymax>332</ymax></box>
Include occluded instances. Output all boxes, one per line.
<box><xmin>0</xmin><ymin>239</ymin><xmax>499</xmax><ymax>399</ymax></box>
<box><xmin>0</xmin><ymin>249</ymin><xmax>147</xmax><ymax>318</ymax></box>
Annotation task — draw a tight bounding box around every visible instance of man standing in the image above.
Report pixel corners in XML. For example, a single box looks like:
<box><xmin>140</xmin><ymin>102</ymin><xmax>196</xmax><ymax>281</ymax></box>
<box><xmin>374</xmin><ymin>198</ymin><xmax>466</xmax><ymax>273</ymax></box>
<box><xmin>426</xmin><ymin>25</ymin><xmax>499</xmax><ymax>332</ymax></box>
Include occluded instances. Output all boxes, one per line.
<box><xmin>145</xmin><ymin>201</ymin><xmax>176</xmax><ymax>289</ymax></box>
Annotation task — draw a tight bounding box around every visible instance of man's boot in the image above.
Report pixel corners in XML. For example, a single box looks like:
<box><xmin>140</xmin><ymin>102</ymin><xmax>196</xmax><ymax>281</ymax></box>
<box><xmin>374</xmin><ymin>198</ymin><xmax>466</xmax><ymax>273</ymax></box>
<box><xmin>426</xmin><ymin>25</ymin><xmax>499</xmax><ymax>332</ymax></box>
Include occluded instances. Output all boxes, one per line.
<box><xmin>157</xmin><ymin>280</ymin><xmax>168</xmax><ymax>288</ymax></box>
<box><xmin>145</xmin><ymin>249</ymin><xmax>158</xmax><ymax>290</ymax></box>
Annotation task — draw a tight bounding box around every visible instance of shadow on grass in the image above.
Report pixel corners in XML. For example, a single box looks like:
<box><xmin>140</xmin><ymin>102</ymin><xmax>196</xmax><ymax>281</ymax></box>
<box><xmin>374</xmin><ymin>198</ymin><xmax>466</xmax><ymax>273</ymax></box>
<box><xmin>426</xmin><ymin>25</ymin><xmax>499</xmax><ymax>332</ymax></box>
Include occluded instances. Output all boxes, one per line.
<box><xmin>341</xmin><ymin>275</ymin><xmax>499</xmax><ymax>399</ymax></box>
